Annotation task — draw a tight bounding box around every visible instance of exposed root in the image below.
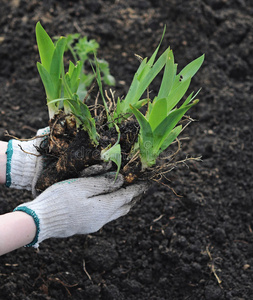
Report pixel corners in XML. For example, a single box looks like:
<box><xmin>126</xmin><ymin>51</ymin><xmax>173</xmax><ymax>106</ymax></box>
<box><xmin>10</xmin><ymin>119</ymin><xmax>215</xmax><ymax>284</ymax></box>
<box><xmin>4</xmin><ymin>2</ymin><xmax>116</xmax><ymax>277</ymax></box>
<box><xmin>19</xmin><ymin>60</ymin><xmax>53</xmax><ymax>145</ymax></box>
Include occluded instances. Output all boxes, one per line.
<box><xmin>94</xmin><ymin>91</ymin><xmax>100</xmax><ymax>117</ymax></box>
<box><xmin>149</xmin><ymin>155</ymin><xmax>202</xmax><ymax>181</ymax></box>
<box><xmin>105</xmin><ymin>89</ymin><xmax>113</xmax><ymax>112</ymax></box>
<box><xmin>141</xmin><ymin>137</ymin><xmax>202</xmax><ymax>194</ymax></box>
<box><xmin>151</xmin><ymin>176</ymin><xmax>183</xmax><ymax>198</ymax></box>
<box><xmin>18</xmin><ymin>145</ymin><xmax>41</xmax><ymax>157</ymax></box>
<box><xmin>83</xmin><ymin>81</ymin><xmax>96</xmax><ymax>103</ymax></box>
<box><xmin>123</xmin><ymin>150</ymin><xmax>140</xmax><ymax>173</ymax></box>
<box><xmin>4</xmin><ymin>130</ymin><xmax>49</xmax><ymax>141</ymax></box>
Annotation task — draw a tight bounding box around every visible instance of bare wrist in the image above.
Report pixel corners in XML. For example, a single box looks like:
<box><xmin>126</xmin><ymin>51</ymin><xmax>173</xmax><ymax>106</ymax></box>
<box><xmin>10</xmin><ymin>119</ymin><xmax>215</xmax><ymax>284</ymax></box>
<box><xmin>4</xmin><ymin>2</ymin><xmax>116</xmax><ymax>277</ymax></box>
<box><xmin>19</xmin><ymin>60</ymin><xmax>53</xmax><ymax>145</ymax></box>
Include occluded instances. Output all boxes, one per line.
<box><xmin>0</xmin><ymin>141</ymin><xmax>8</xmax><ymax>184</ymax></box>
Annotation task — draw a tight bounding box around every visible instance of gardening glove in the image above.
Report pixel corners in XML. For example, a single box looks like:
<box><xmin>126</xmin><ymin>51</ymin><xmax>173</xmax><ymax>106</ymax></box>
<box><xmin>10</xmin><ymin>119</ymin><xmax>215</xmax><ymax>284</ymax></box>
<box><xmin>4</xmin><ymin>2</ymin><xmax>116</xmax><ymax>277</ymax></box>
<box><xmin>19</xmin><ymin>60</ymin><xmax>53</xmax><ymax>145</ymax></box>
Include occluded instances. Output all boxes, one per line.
<box><xmin>14</xmin><ymin>173</ymin><xmax>147</xmax><ymax>248</ymax></box>
<box><xmin>6</xmin><ymin>127</ymin><xmax>49</xmax><ymax>191</ymax></box>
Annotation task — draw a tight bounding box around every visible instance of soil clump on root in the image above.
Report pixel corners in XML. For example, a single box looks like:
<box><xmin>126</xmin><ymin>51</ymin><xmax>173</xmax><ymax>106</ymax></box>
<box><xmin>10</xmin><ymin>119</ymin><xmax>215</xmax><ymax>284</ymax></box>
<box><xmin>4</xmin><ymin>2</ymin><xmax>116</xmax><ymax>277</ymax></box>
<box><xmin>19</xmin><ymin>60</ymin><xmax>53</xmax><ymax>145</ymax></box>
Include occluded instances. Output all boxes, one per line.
<box><xmin>35</xmin><ymin>111</ymin><xmax>142</xmax><ymax>193</ymax></box>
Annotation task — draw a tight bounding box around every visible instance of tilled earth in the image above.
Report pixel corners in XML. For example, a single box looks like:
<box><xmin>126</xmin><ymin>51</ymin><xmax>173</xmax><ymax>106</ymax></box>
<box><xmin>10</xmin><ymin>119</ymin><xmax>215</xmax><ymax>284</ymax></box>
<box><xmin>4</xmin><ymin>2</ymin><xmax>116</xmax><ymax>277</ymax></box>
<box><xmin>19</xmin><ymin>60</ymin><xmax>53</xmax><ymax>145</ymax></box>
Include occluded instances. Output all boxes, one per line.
<box><xmin>0</xmin><ymin>0</ymin><xmax>252</xmax><ymax>299</ymax></box>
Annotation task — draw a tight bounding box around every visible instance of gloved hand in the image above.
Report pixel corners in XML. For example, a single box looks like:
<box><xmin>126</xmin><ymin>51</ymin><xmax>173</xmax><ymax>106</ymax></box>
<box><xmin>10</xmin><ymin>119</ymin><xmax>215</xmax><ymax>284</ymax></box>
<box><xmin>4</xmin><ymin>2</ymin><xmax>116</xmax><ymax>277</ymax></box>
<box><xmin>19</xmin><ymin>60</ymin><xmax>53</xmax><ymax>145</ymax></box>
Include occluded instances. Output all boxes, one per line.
<box><xmin>6</xmin><ymin>127</ymin><xmax>49</xmax><ymax>191</ymax></box>
<box><xmin>14</xmin><ymin>173</ymin><xmax>147</xmax><ymax>248</ymax></box>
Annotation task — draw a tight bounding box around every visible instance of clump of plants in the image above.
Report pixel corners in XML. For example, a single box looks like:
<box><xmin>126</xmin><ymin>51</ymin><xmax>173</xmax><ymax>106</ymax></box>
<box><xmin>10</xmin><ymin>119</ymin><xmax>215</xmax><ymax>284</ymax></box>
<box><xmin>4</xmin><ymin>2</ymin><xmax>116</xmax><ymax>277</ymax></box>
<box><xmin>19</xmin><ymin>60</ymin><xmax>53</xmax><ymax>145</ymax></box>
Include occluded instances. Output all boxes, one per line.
<box><xmin>34</xmin><ymin>22</ymin><xmax>204</xmax><ymax>193</ymax></box>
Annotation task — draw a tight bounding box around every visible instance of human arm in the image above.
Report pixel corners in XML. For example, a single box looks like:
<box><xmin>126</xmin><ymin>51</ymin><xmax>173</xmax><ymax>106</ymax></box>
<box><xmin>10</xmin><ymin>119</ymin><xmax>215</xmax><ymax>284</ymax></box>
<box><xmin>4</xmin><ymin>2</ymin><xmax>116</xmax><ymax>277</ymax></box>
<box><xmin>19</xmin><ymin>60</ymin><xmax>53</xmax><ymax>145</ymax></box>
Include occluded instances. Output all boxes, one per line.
<box><xmin>0</xmin><ymin>141</ymin><xmax>7</xmax><ymax>184</ymax></box>
<box><xmin>0</xmin><ymin>211</ymin><xmax>36</xmax><ymax>256</ymax></box>
<box><xmin>0</xmin><ymin>141</ymin><xmax>37</xmax><ymax>255</ymax></box>
<box><xmin>0</xmin><ymin>173</ymin><xmax>146</xmax><ymax>255</ymax></box>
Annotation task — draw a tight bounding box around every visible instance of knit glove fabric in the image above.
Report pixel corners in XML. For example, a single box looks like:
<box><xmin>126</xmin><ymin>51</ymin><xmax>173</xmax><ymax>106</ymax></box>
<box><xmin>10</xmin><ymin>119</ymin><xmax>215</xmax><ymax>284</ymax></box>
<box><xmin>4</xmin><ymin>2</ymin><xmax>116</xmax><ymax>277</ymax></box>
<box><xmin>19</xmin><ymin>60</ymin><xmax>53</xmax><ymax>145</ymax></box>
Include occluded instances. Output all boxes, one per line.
<box><xmin>6</xmin><ymin>127</ymin><xmax>49</xmax><ymax>191</ymax></box>
<box><xmin>14</xmin><ymin>173</ymin><xmax>147</xmax><ymax>248</ymax></box>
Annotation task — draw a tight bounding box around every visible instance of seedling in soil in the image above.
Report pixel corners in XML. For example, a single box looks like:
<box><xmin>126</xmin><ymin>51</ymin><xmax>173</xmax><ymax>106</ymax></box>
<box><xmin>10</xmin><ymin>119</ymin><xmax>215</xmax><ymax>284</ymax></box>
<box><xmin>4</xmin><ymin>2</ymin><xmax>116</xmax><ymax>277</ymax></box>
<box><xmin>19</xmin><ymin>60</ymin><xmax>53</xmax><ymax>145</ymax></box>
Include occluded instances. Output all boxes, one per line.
<box><xmin>34</xmin><ymin>22</ymin><xmax>204</xmax><ymax>193</ymax></box>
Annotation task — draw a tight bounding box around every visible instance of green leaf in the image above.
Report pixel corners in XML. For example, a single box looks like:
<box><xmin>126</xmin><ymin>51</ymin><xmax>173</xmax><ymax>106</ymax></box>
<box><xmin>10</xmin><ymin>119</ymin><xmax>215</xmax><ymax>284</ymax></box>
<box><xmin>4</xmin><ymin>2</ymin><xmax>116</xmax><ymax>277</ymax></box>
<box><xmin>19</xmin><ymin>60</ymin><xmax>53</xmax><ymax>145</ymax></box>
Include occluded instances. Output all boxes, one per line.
<box><xmin>101</xmin><ymin>144</ymin><xmax>121</xmax><ymax>180</ymax></box>
<box><xmin>37</xmin><ymin>62</ymin><xmax>59</xmax><ymax>119</ymax></box>
<box><xmin>134</xmin><ymin>48</ymin><xmax>170</xmax><ymax>105</ymax></box>
<box><xmin>172</xmin><ymin>54</ymin><xmax>205</xmax><ymax>92</ymax></box>
<box><xmin>104</xmin><ymin>74</ymin><xmax>116</xmax><ymax>86</ymax></box>
<box><xmin>75</xmin><ymin>36</ymin><xmax>99</xmax><ymax>61</ymax></box>
<box><xmin>69</xmin><ymin>61</ymin><xmax>82</xmax><ymax>93</ymax></box>
<box><xmin>130</xmin><ymin>105</ymin><xmax>155</xmax><ymax>168</ymax></box>
<box><xmin>36</xmin><ymin>22</ymin><xmax>55</xmax><ymax>72</ymax></box>
<box><xmin>121</xmin><ymin>29</ymin><xmax>168</xmax><ymax>114</ymax></box>
<box><xmin>179</xmin><ymin>54</ymin><xmax>205</xmax><ymax>80</ymax></box>
<box><xmin>37</xmin><ymin>62</ymin><xmax>57</xmax><ymax>100</ymax></box>
<box><xmin>121</xmin><ymin>48</ymin><xmax>169</xmax><ymax>115</ymax></box>
<box><xmin>182</xmin><ymin>89</ymin><xmax>201</xmax><ymax>107</ymax></box>
<box><xmin>148</xmin><ymin>97</ymin><xmax>167</xmax><ymax>130</ymax></box>
<box><xmin>69</xmin><ymin>103</ymin><xmax>98</xmax><ymax>144</ymax></box>
<box><xmin>130</xmin><ymin>105</ymin><xmax>153</xmax><ymax>146</ymax></box>
<box><xmin>166</xmin><ymin>77</ymin><xmax>191</xmax><ymax>112</ymax></box>
<box><xmin>132</xmin><ymin>98</ymin><xmax>148</xmax><ymax>110</ymax></box>
<box><xmin>68</xmin><ymin>61</ymin><xmax>75</xmax><ymax>76</ymax></box>
<box><xmin>101</xmin><ymin>124</ymin><xmax>121</xmax><ymax>179</ymax></box>
<box><xmin>157</xmin><ymin>49</ymin><xmax>175</xmax><ymax>100</ymax></box>
<box><xmin>158</xmin><ymin>125</ymin><xmax>182</xmax><ymax>154</ymax></box>
<box><xmin>153</xmin><ymin>100</ymin><xmax>199</xmax><ymax>152</ymax></box>
<box><xmin>50</xmin><ymin>37</ymin><xmax>67</xmax><ymax>82</ymax></box>
<box><xmin>121</xmin><ymin>58</ymin><xmax>148</xmax><ymax>112</ymax></box>
<box><xmin>181</xmin><ymin>91</ymin><xmax>194</xmax><ymax>108</ymax></box>
<box><xmin>96</xmin><ymin>59</ymin><xmax>115</xmax><ymax>86</ymax></box>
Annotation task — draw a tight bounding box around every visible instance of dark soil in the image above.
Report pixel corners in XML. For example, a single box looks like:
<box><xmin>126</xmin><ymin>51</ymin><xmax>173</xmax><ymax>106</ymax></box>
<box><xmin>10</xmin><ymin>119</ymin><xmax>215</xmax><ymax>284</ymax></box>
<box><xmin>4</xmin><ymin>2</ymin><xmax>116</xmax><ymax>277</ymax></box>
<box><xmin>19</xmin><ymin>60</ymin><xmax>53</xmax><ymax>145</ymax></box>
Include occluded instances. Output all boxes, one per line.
<box><xmin>0</xmin><ymin>0</ymin><xmax>252</xmax><ymax>299</ymax></box>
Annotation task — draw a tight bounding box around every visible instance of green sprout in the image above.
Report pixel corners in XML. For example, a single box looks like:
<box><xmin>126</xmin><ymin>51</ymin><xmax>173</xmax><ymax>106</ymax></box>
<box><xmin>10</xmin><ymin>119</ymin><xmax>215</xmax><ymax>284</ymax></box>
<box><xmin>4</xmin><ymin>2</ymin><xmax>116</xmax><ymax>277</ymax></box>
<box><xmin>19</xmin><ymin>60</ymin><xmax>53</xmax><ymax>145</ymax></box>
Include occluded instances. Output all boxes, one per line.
<box><xmin>101</xmin><ymin>124</ymin><xmax>121</xmax><ymax>179</ymax></box>
<box><xmin>129</xmin><ymin>50</ymin><xmax>204</xmax><ymax>169</ymax></box>
<box><xmin>36</xmin><ymin>22</ymin><xmax>67</xmax><ymax>119</ymax></box>
<box><xmin>36</xmin><ymin>22</ymin><xmax>116</xmax><ymax>145</ymax></box>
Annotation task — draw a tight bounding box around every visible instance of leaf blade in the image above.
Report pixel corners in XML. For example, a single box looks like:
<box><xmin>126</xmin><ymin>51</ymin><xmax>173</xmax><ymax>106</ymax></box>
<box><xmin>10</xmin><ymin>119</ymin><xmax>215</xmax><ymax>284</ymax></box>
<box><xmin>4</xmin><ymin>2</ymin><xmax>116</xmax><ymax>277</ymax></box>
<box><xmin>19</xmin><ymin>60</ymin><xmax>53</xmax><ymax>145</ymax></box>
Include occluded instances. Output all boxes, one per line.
<box><xmin>148</xmin><ymin>97</ymin><xmax>167</xmax><ymax>131</ymax></box>
<box><xmin>36</xmin><ymin>22</ymin><xmax>55</xmax><ymax>72</ymax></box>
<box><xmin>153</xmin><ymin>100</ymin><xmax>199</xmax><ymax>152</ymax></box>
<box><xmin>157</xmin><ymin>49</ymin><xmax>175</xmax><ymax>99</ymax></box>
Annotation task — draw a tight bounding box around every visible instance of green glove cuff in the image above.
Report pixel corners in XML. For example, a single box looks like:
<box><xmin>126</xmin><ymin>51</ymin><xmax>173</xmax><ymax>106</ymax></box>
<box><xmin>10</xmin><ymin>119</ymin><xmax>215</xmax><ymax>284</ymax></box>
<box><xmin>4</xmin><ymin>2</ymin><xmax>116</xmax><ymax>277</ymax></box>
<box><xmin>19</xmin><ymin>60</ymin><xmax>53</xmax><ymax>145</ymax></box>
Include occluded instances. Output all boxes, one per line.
<box><xmin>13</xmin><ymin>206</ymin><xmax>40</xmax><ymax>247</ymax></box>
<box><xmin>5</xmin><ymin>140</ymin><xmax>13</xmax><ymax>187</ymax></box>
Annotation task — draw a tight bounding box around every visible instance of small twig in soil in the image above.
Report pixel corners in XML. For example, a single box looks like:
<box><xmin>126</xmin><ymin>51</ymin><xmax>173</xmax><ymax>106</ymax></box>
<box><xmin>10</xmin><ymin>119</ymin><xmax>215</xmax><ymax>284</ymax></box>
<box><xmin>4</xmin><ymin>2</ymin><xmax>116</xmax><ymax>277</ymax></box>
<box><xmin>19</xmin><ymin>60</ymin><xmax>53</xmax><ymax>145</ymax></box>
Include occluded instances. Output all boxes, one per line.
<box><xmin>83</xmin><ymin>259</ymin><xmax>92</xmax><ymax>281</ymax></box>
<box><xmin>152</xmin><ymin>214</ymin><xmax>165</xmax><ymax>223</ymax></box>
<box><xmin>206</xmin><ymin>245</ymin><xmax>223</xmax><ymax>288</ymax></box>
<box><xmin>48</xmin><ymin>276</ymin><xmax>78</xmax><ymax>297</ymax></box>
<box><xmin>151</xmin><ymin>177</ymin><xmax>183</xmax><ymax>198</ymax></box>
<box><xmin>73</xmin><ymin>21</ymin><xmax>85</xmax><ymax>35</ymax></box>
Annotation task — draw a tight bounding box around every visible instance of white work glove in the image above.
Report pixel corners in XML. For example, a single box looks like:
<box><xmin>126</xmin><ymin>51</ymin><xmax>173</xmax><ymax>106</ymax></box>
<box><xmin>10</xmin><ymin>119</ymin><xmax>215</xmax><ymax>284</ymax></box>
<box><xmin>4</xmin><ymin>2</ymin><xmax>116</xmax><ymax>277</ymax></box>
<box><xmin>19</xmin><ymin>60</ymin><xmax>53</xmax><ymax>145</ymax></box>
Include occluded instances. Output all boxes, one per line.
<box><xmin>14</xmin><ymin>173</ymin><xmax>147</xmax><ymax>248</ymax></box>
<box><xmin>6</xmin><ymin>127</ymin><xmax>49</xmax><ymax>191</ymax></box>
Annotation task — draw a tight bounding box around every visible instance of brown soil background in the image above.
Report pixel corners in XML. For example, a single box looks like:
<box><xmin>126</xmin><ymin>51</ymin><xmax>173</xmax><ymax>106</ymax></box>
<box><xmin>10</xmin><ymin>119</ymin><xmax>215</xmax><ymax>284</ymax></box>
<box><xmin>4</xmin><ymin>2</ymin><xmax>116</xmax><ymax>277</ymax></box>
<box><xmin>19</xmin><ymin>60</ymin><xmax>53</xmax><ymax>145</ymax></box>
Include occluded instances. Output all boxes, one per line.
<box><xmin>0</xmin><ymin>0</ymin><xmax>252</xmax><ymax>299</ymax></box>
